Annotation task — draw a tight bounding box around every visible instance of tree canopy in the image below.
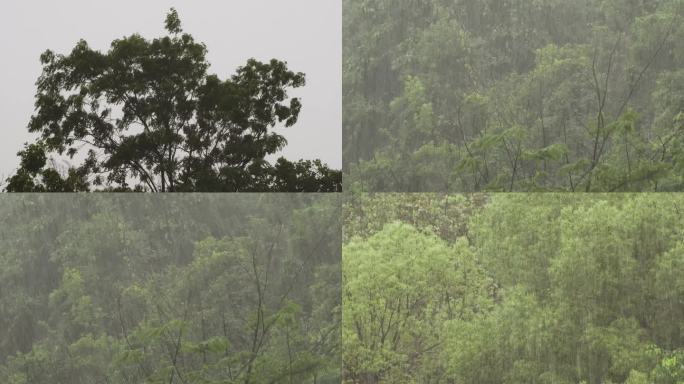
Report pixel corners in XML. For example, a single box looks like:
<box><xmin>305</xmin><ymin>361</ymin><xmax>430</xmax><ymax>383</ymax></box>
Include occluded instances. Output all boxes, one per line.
<box><xmin>4</xmin><ymin>8</ymin><xmax>341</xmax><ymax>192</ymax></box>
<box><xmin>344</xmin><ymin>0</ymin><xmax>684</xmax><ymax>192</ymax></box>
<box><xmin>344</xmin><ymin>193</ymin><xmax>684</xmax><ymax>383</ymax></box>
<box><xmin>0</xmin><ymin>194</ymin><xmax>341</xmax><ymax>383</ymax></box>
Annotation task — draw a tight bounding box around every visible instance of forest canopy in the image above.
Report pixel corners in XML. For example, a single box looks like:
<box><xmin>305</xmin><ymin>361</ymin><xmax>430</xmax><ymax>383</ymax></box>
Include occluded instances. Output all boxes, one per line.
<box><xmin>4</xmin><ymin>9</ymin><xmax>341</xmax><ymax>192</ymax></box>
<box><xmin>0</xmin><ymin>194</ymin><xmax>341</xmax><ymax>383</ymax></box>
<box><xmin>344</xmin><ymin>0</ymin><xmax>684</xmax><ymax>192</ymax></box>
<box><xmin>343</xmin><ymin>193</ymin><xmax>684</xmax><ymax>383</ymax></box>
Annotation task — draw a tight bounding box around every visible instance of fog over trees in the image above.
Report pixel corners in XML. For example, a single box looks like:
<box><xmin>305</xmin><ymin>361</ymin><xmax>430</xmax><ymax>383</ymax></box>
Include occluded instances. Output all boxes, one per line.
<box><xmin>344</xmin><ymin>0</ymin><xmax>684</xmax><ymax>192</ymax></box>
<box><xmin>0</xmin><ymin>195</ymin><xmax>341</xmax><ymax>383</ymax></box>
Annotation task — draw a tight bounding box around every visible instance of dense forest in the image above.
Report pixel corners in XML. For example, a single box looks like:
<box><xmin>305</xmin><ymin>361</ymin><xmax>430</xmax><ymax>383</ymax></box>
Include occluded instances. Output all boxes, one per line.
<box><xmin>344</xmin><ymin>0</ymin><xmax>684</xmax><ymax>192</ymax></box>
<box><xmin>343</xmin><ymin>194</ymin><xmax>684</xmax><ymax>383</ymax></box>
<box><xmin>0</xmin><ymin>195</ymin><xmax>341</xmax><ymax>383</ymax></box>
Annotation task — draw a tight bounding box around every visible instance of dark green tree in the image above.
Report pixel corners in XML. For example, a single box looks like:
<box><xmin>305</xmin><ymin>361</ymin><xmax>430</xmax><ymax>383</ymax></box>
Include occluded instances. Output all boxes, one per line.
<box><xmin>5</xmin><ymin>8</ymin><xmax>341</xmax><ymax>192</ymax></box>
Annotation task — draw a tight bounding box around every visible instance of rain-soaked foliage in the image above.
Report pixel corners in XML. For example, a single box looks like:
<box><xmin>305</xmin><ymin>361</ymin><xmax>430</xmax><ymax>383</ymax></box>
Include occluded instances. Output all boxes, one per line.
<box><xmin>344</xmin><ymin>0</ymin><xmax>684</xmax><ymax>192</ymax></box>
<box><xmin>343</xmin><ymin>193</ymin><xmax>684</xmax><ymax>383</ymax></box>
<box><xmin>0</xmin><ymin>194</ymin><xmax>341</xmax><ymax>383</ymax></box>
<box><xmin>4</xmin><ymin>9</ymin><xmax>341</xmax><ymax>193</ymax></box>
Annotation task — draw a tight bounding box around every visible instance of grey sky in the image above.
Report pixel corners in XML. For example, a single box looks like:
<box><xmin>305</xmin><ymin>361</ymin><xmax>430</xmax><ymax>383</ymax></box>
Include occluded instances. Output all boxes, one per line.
<box><xmin>0</xmin><ymin>0</ymin><xmax>341</xmax><ymax>179</ymax></box>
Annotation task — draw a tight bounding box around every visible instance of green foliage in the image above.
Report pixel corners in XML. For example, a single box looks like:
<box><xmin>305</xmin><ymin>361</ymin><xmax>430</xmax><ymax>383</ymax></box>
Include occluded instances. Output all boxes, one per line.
<box><xmin>0</xmin><ymin>195</ymin><xmax>341</xmax><ymax>383</ymax></box>
<box><xmin>5</xmin><ymin>9</ymin><xmax>341</xmax><ymax>192</ymax></box>
<box><xmin>344</xmin><ymin>222</ymin><xmax>492</xmax><ymax>383</ymax></box>
<box><xmin>343</xmin><ymin>194</ymin><xmax>684</xmax><ymax>383</ymax></box>
<box><xmin>344</xmin><ymin>0</ymin><xmax>684</xmax><ymax>192</ymax></box>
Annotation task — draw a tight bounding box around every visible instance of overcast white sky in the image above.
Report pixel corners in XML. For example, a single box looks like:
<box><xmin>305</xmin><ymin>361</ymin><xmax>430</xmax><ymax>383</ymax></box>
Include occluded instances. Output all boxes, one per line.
<box><xmin>0</xmin><ymin>0</ymin><xmax>341</xmax><ymax>179</ymax></box>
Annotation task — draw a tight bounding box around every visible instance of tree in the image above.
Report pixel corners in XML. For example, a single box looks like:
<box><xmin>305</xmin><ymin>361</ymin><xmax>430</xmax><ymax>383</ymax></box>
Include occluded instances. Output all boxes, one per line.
<box><xmin>344</xmin><ymin>0</ymin><xmax>684</xmax><ymax>192</ymax></box>
<box><xmin>0</xmin><ymin>194</ymin><xmax>341</xmax><ymax>383</ymax></box>
<box><xmin>343</xmin><ymin>193</ymin><xmax>684</xmax><ymax>383</ymax></box>
<box><xmin>343</xmin><ymin>220</ymin><xmax>492</xmax><ymax>383</ymax></box>
<box><xmin>4</xmin><ymin>8</ymin><xmax>341</xmax><ymax>192</ymax></box>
